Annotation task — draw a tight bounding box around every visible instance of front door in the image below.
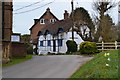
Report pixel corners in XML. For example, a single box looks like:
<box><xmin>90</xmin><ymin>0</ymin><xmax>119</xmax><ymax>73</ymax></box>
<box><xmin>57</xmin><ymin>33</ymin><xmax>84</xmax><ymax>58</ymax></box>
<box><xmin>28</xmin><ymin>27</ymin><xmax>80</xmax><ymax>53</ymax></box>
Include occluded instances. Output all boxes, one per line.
<box><xmin>53</xmin><ymin>40</ymin><xmax>56</xmax><ymax>52</ymax></box>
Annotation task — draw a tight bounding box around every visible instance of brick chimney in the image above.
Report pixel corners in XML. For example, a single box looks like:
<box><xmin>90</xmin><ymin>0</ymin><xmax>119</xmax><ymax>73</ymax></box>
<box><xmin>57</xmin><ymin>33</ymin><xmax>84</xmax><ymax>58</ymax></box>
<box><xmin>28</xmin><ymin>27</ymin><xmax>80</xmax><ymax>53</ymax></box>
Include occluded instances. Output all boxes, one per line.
<box><xmin>34</xmin><ymin>19</ymin><xmax>39</xmax><ymax>24</ymax></box>
<box><xmin>64</xmin><ymin>10</ymin><xmax>69</xmax><ymax>19</ymax></box>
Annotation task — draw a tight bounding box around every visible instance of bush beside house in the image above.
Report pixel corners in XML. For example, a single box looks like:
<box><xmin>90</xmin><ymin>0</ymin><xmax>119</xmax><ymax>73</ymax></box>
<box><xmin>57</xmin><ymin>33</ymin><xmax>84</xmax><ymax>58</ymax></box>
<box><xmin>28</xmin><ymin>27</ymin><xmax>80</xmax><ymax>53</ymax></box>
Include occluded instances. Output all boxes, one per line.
<box><xmin>79</xmin><ymin>41</ymin><xmax>98</xmax><ymax>54</ymax></box>
<box><xmin>24</xmin><ymin>43</ymin><xmax>33</xmax><ymax>54</ymax></box>
<box><xmin>27</xmin><ymin>45</ymin><xmax>33</xmax><ymax>54</ymax></box>
<box><xmin>66</xmin><ymin>40</ymin><xmax>77</xmax><ymax>53</ymax></box>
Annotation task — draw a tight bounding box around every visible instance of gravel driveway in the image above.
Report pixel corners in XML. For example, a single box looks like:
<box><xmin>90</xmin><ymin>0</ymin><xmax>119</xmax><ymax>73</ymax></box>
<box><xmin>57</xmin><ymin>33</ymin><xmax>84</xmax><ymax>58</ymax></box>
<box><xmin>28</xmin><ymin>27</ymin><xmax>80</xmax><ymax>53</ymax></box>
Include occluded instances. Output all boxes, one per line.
<box><xmin>2</xmin><ymin>55</ymin><xmax>93</xmax><ymax>78</ymax></box>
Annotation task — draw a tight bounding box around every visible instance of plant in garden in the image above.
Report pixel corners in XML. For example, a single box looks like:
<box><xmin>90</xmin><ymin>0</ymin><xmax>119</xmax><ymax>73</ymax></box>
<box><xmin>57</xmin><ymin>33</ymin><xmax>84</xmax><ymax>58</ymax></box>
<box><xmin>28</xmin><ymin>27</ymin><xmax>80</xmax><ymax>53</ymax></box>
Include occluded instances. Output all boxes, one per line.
<box><xmin>66</xmin><ymin>40</ymin><xmax>77</xmax><ymax>53</ymax></box>
<box><xmin>104</xmin><ymin>53</ymin><xmax>111</xmax><ymax>67</ymax></box>
<box><xmin>79</xmin><ymin>41</ymin><xmax>98</xmax><ymax>54</ymax></box>
<box><xmin>27</xmin><ymin>45</ymin><xmax>33</xmax><ymax>54</ymax></box>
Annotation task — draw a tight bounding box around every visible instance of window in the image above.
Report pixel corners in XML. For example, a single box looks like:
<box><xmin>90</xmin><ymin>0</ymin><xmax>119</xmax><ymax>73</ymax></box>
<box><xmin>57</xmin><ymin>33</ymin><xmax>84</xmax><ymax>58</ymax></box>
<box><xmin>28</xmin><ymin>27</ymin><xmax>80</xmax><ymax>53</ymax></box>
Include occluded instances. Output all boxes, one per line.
<box><xmin>58</xmin><ymin>28</ymin><xmax>64</xmax><ymax>33</ymax></box>
<box><xmin>50</xmin><ymin>19</ymin><xmax>56</xmax><ymax>23</ymax></box>
<box><xmin>47</xmin><ymin>40</ymin><xmax>51</xmax><ymax>46</ymax></box>
<box><xmin>40</xmin><ymin>19</ymin><xmax>45</xmax><ymax>24</ymax></box>
<box><xmin>45</xmin><ymin>30</ymin><xmax>50</xmax><ymax>35</ymax></box>
<box><xmin>58</xmin><ymin>39</ymin><xmax>63</xmax><ymax>47</ymax></box>
<box><xmin>40</xmin><ymin>41</ymin><xmax>44</xmax><ymax>46</ymax></box>
<box><xmin>38</xmin><ymin>31</ymin><xmax>42</xmax><ymax>36</ymax></box>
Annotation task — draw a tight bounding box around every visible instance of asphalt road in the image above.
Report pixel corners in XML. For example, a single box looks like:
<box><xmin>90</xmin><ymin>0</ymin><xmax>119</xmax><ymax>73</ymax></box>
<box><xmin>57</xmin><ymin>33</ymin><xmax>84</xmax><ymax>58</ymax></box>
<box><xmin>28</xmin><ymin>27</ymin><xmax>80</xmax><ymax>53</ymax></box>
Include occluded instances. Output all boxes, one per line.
<box><xmin>2</xmin><ymin>55</ymin><xmax>93</xmax><ymax>78</ymax></box>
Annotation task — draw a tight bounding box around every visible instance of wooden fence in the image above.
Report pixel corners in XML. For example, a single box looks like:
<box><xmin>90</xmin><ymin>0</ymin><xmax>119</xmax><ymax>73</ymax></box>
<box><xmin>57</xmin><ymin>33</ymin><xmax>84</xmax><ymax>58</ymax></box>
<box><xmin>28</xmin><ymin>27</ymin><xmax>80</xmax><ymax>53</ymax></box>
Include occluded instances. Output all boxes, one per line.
<box><xmin>96</xmin><ymin>41</ymin><xmax>120</xmax><ymax>51</ymax></box>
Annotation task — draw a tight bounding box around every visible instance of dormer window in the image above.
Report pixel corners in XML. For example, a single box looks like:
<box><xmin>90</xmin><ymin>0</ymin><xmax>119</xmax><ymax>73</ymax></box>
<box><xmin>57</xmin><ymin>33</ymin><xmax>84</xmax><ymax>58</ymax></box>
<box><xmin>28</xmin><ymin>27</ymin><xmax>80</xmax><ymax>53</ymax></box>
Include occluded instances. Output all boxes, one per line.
<box><xmin>50</xmin><ymin>19</ymin><xmax>56</xmax><ymax>23</ymax></box>
<box><xmin>40</xmin><ymin>19</ymin><xmax>45</xmax><ymax>24</ymax></box>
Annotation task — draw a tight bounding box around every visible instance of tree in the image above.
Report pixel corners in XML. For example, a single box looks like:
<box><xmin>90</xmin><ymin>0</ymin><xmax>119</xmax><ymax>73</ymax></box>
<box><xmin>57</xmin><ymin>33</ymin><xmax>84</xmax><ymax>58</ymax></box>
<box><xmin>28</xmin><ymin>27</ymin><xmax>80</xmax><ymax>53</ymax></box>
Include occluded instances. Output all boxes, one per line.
<box><xmin>21</xmin><ymin>34</ymin><xmax>31</xmax><ymax>43</ymax></box>
<box><xmin>99</xmin><ymin>14</ymin><xmax>117</xmax><ymax>42</ymax></box>
<box><xmin>21</xmin><ymin>34</ymin><xmax>34</xmax><ymax>54</ymax></box>
<box><xmin>93</xmin><ymin>0</ymin><xmax>116</xmax><ymax>17</ymax></box>
<box><xmin>92</xmin><ymin>0</ymin><xmax>117</xmax><ymax>42</ymax></box>
<box><xmin>71</xmin><ymin>7</ymin><xmax>95</xmax><ymax>41</ymax></box>
<box><xmin>117</xmin><ymin>23</ymin><xmax>120</xmax><ymax>41</ymax></box>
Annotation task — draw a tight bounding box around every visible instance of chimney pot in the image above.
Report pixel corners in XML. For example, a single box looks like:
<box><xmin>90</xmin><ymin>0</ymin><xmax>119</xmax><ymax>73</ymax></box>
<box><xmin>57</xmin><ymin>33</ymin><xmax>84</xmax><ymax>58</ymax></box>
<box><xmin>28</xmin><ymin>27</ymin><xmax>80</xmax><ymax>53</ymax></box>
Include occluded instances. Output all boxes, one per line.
<box><xmin>46</xmin><ymin>7</ymin><xmax>50</xmax><ymax>12</ymax></box>
<box><xmin>64</xmin><ymin>10</ymin><xmax>69</xmax><ymax>19</ymax></box>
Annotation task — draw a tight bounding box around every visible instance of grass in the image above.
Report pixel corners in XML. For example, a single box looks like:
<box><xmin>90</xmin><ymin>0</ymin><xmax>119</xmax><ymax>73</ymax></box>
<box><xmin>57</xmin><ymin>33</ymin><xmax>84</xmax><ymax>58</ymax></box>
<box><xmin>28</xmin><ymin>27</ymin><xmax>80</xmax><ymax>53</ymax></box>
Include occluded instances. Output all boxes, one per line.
<box><xmin>70</xmin><ymin>50</ymin><xmax>119</xmax><ymax>78</ymax></box>
<box><xmin>2</xmin><ymin>54</ymin><xmax>33</xmax><ymax>67</ymax></box>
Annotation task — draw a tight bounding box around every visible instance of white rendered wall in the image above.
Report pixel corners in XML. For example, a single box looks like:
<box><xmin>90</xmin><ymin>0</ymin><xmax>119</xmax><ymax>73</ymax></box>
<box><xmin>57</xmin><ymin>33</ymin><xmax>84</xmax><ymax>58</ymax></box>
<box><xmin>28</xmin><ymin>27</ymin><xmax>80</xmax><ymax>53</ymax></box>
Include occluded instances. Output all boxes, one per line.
<box><xmin>38</xmin><ymin>31</ymin><xmax>84</xmax><ymax>54</ymax></box>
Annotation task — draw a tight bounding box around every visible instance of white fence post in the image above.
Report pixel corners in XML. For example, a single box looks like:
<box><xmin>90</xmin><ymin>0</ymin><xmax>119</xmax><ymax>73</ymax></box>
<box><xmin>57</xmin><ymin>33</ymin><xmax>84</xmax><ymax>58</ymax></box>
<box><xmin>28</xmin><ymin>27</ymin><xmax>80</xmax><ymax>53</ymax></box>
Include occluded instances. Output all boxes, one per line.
<box><xmin>115</xmin><ymin>41</ymin><xmax>117</xmax><ymax>50</ymax></box>
<box><xmin>97</xmin><ymin>41</ymin><xmax>119</xmax><ymax>51</ymax></box>
<box><xmin>102</xmin><ymin>41</ymin><xmax>104</xmax><ymax>51</ymax></box>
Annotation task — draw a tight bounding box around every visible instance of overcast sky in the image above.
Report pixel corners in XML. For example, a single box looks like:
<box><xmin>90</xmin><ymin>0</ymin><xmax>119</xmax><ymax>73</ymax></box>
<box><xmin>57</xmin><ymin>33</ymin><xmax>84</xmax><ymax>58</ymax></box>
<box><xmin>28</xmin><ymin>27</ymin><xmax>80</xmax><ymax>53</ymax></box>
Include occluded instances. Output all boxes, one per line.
<box><xmin>13</xmin><ymin>0</ymin><xmax>119</xmax><ymax>34</ymax></box>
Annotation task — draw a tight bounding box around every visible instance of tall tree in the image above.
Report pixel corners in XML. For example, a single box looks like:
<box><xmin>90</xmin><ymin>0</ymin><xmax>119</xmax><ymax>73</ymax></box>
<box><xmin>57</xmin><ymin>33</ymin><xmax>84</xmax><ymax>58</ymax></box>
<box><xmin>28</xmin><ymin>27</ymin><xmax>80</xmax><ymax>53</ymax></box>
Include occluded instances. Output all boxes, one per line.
<box><xmin>72</xmin><ymin>7</ymin><xmax>95</xmax><ymax>41</ymax></box>
<box><xmin>100</xmin><ymin>14</ymin><xmax>117</xmax><ymax>42</ymax></box>
<box><xmin>21</xmin><ymin>34</ymin><xmax>31</xmax><ymax>43</ymax></box>
<box><xmin>93</xmin><ymin>0</ymin><xmax>116</xmax><ymax>17</ymax></box>
<box><xmin>117</xmin><ymin>23</ymin><xmax>120</xmax><ymax>41</ymax></box>
<box><xmin>93</xmin><ymin>0</ymin><xmax>117</xmax><ymax>42</ymax></box>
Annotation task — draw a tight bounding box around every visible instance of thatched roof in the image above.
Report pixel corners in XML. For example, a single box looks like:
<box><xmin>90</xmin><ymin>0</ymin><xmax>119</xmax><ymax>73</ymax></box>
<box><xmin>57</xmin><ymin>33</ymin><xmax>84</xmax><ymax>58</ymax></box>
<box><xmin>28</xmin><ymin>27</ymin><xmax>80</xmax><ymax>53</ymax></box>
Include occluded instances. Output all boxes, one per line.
<box><xmin>39</xmin><ymin>18</ymin><xmax>87</xmax><ymax>36</ymax></box>
<box><xmin>40</xmin><ymin>18</ymin><xmax>72</xmax><ymax>35</ymax></box>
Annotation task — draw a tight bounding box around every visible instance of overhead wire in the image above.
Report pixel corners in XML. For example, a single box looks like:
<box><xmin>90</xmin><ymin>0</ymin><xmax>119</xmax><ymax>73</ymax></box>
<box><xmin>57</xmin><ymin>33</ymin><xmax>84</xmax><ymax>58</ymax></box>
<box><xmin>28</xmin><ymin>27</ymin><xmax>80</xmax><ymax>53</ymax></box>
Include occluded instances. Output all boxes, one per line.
<box><xmin>14</xmin><ymin>0</ymin><xmax>45</xmax><ymax>11</ymax></box>
<box><xmin>14</xmin><ymin>0</ymin><xmax>55</xmax><ymax>14</ymax></box>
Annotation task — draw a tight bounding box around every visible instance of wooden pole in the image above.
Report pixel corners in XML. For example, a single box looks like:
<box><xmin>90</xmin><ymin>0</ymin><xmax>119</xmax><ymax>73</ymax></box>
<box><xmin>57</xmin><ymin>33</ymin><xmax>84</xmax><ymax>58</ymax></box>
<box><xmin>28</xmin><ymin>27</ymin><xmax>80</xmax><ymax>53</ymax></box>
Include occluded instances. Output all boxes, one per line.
<box><xmin>71</xmin><ymin>0</ymin><xmax>74</xmax><ymax>41</ymax></box>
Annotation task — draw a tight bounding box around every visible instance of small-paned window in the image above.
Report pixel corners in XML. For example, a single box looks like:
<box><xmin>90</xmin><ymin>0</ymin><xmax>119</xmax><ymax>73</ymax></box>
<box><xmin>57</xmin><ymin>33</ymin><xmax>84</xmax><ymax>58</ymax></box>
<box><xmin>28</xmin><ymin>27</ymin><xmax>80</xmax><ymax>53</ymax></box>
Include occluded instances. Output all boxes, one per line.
<box><xmin>58</xmin><ymin>28</ymin><xmax>64</xmax><ymax>33</ymax></box>
<box><xmin>50</xmin><ymin>19</ymin><xmax>56</xmax><ymax>23</ymax></box>
<box><xmin>40</xmin><ymin>19</ymin><xmax>45</xmax><ymax>24</ymax></box>
<box><xmin>45</xmin><ymin>30</ymin><xmax>50</xmax><ymax>35</ymax></box>
<box><xmin>40</xmin><ymin>41</ymin><xmax>44</xmax><ymax>46</ymax></box>
<box><xmin>47</xmin><ymin>40</ymin><xmax>51</xmax><ymax>46</ymax></box>
<box><xmin>58</xmin><ymin>39</ymin><xmax>63</xmax><ymax>47</ymax></box>
<box><xmin>38</xmin><ymin>31</ymin><xmax>42</xmax><ymax>36</ymax></box>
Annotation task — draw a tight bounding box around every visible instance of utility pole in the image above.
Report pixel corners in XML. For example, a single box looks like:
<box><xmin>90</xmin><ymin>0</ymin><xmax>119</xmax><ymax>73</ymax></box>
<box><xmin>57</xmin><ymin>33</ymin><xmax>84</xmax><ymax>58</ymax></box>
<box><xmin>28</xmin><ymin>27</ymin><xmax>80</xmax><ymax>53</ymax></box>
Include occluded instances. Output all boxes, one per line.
<box><xmin>71</xmin><ymin>0</ymin><xmax>74</xmax><ymax>41</ymax></box>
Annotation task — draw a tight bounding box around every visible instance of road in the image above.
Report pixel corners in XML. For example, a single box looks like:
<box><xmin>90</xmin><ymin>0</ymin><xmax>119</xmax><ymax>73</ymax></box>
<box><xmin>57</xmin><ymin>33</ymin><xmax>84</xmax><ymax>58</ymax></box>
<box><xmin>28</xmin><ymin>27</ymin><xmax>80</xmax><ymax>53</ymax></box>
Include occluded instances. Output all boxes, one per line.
<box><xmin>2</xmin><ymin>55</ymin><xmax>93</xmax><ymax>78</ymax></box>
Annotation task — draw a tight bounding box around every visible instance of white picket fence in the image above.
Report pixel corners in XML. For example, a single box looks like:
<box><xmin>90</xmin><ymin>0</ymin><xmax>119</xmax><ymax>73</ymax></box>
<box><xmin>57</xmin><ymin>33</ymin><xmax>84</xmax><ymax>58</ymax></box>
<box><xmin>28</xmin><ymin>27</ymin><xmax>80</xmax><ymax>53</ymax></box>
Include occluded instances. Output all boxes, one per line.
<box><xmin>96</xmin><ymin>41</ymin><xmax>120</xmax><ymax>51</ymax></box>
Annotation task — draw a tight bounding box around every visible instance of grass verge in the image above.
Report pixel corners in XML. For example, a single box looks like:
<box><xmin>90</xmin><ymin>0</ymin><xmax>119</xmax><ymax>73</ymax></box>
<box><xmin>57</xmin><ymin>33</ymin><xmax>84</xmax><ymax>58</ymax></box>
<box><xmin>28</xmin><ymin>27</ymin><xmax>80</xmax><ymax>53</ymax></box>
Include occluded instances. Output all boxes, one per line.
<box><xmin>70</xmin><ymin>50</ymin><xmax>119</xmax><ymax>78</ymax></box>
<box><xmin>2</xmin><ymin>54</ymin><xmax>33</xmax><ymax>67</ymax></box>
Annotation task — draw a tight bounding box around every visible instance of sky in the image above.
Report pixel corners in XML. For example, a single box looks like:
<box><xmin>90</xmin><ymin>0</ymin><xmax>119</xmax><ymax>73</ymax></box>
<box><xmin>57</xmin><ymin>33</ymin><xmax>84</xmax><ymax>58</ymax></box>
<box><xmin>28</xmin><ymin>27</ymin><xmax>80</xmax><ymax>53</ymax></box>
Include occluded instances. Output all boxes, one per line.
<box><xmin>13</xmin><ymin>0</ymin><xmax>119</xmax><ymax>35</ymax></box>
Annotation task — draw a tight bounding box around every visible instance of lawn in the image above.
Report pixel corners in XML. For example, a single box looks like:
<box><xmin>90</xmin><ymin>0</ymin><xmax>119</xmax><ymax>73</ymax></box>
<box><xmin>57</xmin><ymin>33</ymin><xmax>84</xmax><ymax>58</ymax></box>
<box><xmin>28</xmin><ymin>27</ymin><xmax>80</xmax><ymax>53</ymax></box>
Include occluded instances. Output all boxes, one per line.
<box><xmin>70</xmin><ymin>50</ymin><xmax>119</xmax><ymax>78</ymax></box>
<box><xmin>2</xmin><ymin>54</ymin><xmax>33</xmax><ymax>67</ymax></box>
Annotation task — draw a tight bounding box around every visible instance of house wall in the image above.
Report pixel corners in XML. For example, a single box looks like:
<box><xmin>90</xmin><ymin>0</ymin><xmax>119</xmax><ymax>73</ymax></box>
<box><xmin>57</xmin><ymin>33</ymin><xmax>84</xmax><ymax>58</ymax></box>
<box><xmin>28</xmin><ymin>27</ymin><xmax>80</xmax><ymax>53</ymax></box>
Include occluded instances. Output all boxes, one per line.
<box><xmin>0</xmin><ymin>2</ymin><xmax>2</xmax><ymax>70</ymax></box>
<box><xmin>38</xmin><ymin>31</ymin><xmax>83</xmax><ymax>55</ymax></box>
<box><xmin>11</xmin><ymin>42</ymin><xmax>27</xmax><ymax>58</ymax></box>
<box><xmin>2</xmin><ymin>41</ymin><xmax>12</xmax><ymax>59</ymax></box>
<box><xmin>3</xmin><ymin>2</ymin><xmax>13</xmax><ymax>41</ymax></box>
<box><xmin>2</xmin><ymin>41</ymin><xmax>27</xmax><ymax>58</ymax></box>
<box><xmin>2</xmin><ymin>1</ymin><xmax>13</xmax><ymax>63</ymax></box>
<box><xmin>30</xmin><ymin>23</ymin><xmax>44</xmax><ymax>43</ymax></box>
<box><xmin>30</xmin><ymin>10</ymin><xmax>58</xmax><ymax>44</ymax></box>
<box><xmin>0</xmin><ymin>1</ymin><xmax>2</xmax><ymax>41</ymax></box>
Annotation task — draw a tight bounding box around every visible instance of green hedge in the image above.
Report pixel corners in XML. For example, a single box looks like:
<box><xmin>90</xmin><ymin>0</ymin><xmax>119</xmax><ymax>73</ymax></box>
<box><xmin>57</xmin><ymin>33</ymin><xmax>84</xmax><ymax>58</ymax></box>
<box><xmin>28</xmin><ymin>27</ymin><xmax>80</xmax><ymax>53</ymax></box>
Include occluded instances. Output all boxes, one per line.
<box><xmin>79</xmin><ymin>41</ymin><xmax>98</xmax><ymax>54</ymax></box>
<box><xmin>66</xmin><ymin>40</ymin><xmax>77</xmax><ymax>53</ymax></box>
<box><xmin>24</xmin><ymin>43</ymin><xmax>33</xmax><ymax>54</ymax></box>
<box><xmin>27</xmin><ymin>45</ymin><xmax>33</xmax><ymax>54</ymax></box>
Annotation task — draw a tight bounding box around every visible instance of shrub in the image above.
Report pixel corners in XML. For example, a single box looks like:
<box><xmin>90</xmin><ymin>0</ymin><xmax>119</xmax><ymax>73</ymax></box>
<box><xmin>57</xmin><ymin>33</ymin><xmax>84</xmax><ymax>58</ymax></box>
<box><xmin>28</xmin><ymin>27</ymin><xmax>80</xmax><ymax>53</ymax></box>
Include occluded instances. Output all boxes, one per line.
<box><xmin>66</xmin><ymin>40</ymin><xmax>77</xmax><ymax>53</ymax></box>
<box><xmin>24</xmin><ymin>43</ymin><xmax>33</xmax><ymax>54</ymax></box>
<box><xmin>33</xmin><ymin>47</ymin><xmax>38</xmax><ymax>55</ymax></box>
<box><xmin>79</xmin><ymin>41</ymin><xmax>98</xmax><ymax>54</ymax></box>
<box><xmin>27</xmin><ymin>45</ymin><xmax>33</xmax><ymax>54</ymax></box>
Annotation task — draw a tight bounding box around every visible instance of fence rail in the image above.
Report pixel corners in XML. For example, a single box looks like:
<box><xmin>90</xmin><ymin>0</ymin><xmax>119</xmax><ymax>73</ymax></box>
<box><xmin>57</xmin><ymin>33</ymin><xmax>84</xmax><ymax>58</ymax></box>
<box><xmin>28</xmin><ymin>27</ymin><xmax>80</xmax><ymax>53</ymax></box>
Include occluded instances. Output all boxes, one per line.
<box><xmin>96</xmin><ymin>41</ymin><xmax>120</xmax><ymax>51</ymax></box>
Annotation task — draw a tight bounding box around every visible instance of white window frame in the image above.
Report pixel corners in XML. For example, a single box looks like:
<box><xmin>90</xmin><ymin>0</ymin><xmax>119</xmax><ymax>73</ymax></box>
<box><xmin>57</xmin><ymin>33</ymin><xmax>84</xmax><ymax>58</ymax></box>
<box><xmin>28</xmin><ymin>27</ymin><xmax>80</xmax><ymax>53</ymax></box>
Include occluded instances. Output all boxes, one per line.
<box><xmin>40</xmin><ymin>19</ymin><xmax>45</xmax><ymax>24</ymax></box>
<box><xmin>50</xmin><ymin>19</ymin><xmax>56</xmax><ymax>23</ymax></box>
